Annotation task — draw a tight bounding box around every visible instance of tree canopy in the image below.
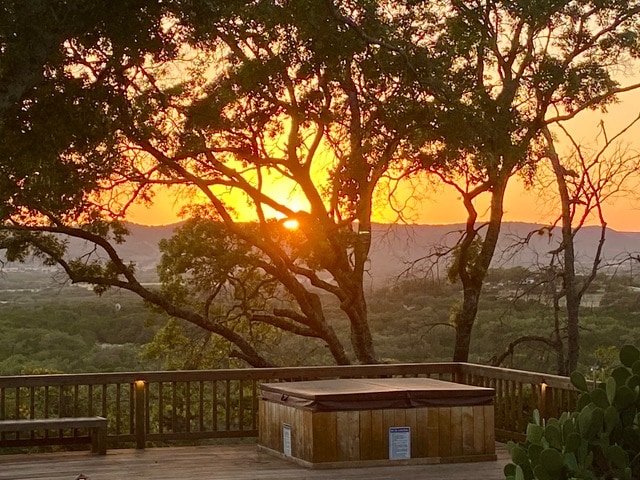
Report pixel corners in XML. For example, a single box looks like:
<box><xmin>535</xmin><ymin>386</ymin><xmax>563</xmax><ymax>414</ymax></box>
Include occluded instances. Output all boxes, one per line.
<box><xmin>403</xmin><ymin>0</ymin><xmax>640</xmax><ymax>362</ymax></box>
<box><xmin>1</xmin><ymin>0</ymin><xmax>435</xmax><ymax>366</ymax></box>
<box><xmin>2</xmin><ymin>0</ymin><xmax>640</xmax><ymax>367</ymax></box>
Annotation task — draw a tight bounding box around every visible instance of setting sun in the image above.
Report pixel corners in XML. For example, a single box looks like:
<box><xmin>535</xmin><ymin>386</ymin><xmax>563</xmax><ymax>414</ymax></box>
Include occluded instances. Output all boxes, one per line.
<box><xmin>282</xmin><ymin>219</ymin><xmax>300</xmax><ymax>230</ymax></box>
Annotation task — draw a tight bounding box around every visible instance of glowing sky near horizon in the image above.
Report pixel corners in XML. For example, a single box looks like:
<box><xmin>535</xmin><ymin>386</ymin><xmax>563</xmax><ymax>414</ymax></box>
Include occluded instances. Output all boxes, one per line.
<box><xmin>127</xmin><ymin>90</ymin><xmax>640</xmax><ymax>232</ymax></box>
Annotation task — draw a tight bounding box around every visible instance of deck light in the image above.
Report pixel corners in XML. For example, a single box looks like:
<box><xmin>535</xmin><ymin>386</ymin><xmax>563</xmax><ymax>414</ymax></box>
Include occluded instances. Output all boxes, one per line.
<box><xmin>134</xmin><ymin>380</ymin><xmax>146</xmax><ymax>449</ymax></box>
<box><xmin>540</xmin><ymin>382</ymin><xmax>548</xmax><ymax>419</ymax></box>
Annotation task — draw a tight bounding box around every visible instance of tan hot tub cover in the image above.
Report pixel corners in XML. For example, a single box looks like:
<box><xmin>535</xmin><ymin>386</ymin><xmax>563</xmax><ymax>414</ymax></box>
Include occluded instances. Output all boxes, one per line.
<box><xmin>260</xmin><ymin>377</ymin><xmax>494</xmax><ymax>412</ymax></box>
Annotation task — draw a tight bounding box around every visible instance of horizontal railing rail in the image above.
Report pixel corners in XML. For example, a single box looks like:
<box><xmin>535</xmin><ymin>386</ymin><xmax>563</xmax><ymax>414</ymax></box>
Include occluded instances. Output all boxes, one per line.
<box><xmin>0</xmin><ymin>363</ymin><xmax>577</xmax><ymax>451</ymax></box>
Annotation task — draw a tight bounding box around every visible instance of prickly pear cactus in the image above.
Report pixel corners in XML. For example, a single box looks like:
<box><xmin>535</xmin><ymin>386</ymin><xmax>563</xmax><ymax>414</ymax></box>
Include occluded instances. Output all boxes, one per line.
<box><xmin>504</xmin><ymin>345</ymin><xmax>640</xmax><ymax>480</ymax></box>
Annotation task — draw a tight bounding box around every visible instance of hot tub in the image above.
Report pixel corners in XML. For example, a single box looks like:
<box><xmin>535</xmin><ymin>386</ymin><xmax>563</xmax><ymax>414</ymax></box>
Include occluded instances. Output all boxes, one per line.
<box><xmin>258</xmin><ymin>377</ymin><xmax>496</xmax><ymax>468</ymax></box>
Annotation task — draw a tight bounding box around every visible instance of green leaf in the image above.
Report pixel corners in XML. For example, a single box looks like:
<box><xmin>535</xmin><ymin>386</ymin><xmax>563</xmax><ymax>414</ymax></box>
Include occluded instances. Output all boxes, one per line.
<box><xmin>564</xmin><ymin>451</ymin><xmax>578</xmax><ymax>471</ymax></box>
<box><xmin>591</xmin><ymin>386</ymin><xmax>616</xmax><ymax>408</ymax></box>
<box><xmin>571</xmin><ymin>371</ymin><xmax>589</xmax><ymax>392</ymax></box>
<box><xmin>604</xmin><ymin>405</ymin><xmax>620</xmax><ymax>434</ymax></box>
<box><xmin>578</xmin><ymin>406</ymin><xmax>604</xmax><ymax>440</ymax></box>
<box><xmin>621</xmin><ymin>409</ymin><xmax>636</xmax><ymax>427</ymax></box>
<box><xmin>622</xmin><ymin>425</ymin><xmax>640</xmax><ymax>446</ymax></box>
<box><xmin>565</xmin><ymin>432</ymin><xmax>582</xmax><ymax>453</ymax></box>
<box><xmin>504</xmin><ymin>463</ymin><xmax>517</xmax><ymax>477</ymax></box>
<box><xmin>588</xmin><ymin>407</ymin><xmax>604</xmax><ymax>439</ymax></box>
<box><xmin>539</xmin><ymin>448</ymin><xmax>564</xmax><ymax>474</ymax></box>
<box><xmin>612</xmin><ymin>366</ymin><xmax>631</xmax><ymax>386</ymax></box>
<box><xmin>614</xmin><ymin>385</ymin><xmax>637</xmax><ymax>410</ymax></box>
<box><xmin>619</xmin><ymin>345</ymin><xmax>640</xmax><ymax>368</ymax></box>
<box><xmin>585</xmin><ymin>450</ymin><xmax>594</xmax><ymax>468</ymax></box>
<box><xmin>526</xmin><ymin>423</ymin><xmax>544</xmax><ymax>445</ymax></box>
<box><xmin>528</xmin><ymin>443</ymin><xmax>544</xmax><ymax>463</ymax></box>
<box><xmin>626</xmin><ymin>373</ymin><xmax>640</xmax><ymax>390</ymax></box>
<box><xmin>607</xmin><ymin>444</ymin><xmax>629</xmax><ymax>469</ymax></box>
<box><xmin>533</xmin><ymin>464</ymin><xmax>554</xmax><ymax>480</ymax></box>
<box><xmin>562</xmin><ymin>417</ymin><xmax>575</xmax><ymax>440</ymax></box>
<box><xmin>577</xmin><ymin>407</ymin><xmax>593</xmax><ymax>436</ymax></box>
<box><xmin>544</xmin><ymin>424</ymin><xmax>563</xmax><ymax>450</ymax></box>
<box><xmin>577</xmin><ymin>392</ymin><xmax>591</xmax><ymax>411</ymax></box>
<box><xmin>511</xmin><ymin>444</ymin><xmax>529</xmax><ymax>466</ymax></box>
<box><xmin>533</xmin><ymin>409</ymin><xmax>541</xmax><ymax>426</ymax></box>
<box><xmin>521</xmin><ymin>464</ymin><xmax>534</xmax><ymax>480</ymax></box>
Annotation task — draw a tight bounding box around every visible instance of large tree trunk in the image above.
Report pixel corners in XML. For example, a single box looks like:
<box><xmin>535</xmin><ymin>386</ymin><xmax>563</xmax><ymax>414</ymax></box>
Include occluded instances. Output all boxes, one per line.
<box><xmin>348</xmin><ymin>216</ymin><xmax>376</xmax><ymax>363</ymax></box>
<box><xmin>453</xmin><ymin>287</ymin><xmax>480</xmax><ymax>361</ymax></box>
<box><xmin>452</xmin><ymin>176</ymin><xmax>507</xmax><ymax>362</ymax></box>
<box><xmin>545</xmin><ymin>127</ymin><xmax>580</xmax><ymax>372</ymax></box>
<box><xmin>342</xmin><ymin>291</ymin><xmax>376</xmax><ymax>364</ymax></box>
<box><xmin>550</xmin><ymin>279</ymin><xmax>568</xmax><ymax>375</ymax></box>
<box><xmin>332</xmin><ymin>215</ymin><xmax>377</xmax><ymax>364</ymax></box>
<box><xmin>564</xmin><ymin>246</ymin><xmax>580</xmax><ymax>372</ymax></box>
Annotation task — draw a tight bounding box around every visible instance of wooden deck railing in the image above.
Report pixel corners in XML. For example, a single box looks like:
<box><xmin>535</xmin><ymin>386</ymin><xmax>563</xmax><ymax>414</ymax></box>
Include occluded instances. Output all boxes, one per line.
<box><xmin>0</xmin><ymin>363</ymin><xmax>577</xmax><ymax>451</ymax></box>
<box><xmin>455</xmin><ymin>364</ymin><xmax>577</xmax><ymax>440</ymax></box>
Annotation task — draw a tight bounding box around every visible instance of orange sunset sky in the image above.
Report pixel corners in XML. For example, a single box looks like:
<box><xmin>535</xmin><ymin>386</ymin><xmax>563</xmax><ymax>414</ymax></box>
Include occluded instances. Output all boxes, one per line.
<box><xmin>127</xmin><ymin>89</ymin><xmax>640</xmax><ymax>232</ymax></box>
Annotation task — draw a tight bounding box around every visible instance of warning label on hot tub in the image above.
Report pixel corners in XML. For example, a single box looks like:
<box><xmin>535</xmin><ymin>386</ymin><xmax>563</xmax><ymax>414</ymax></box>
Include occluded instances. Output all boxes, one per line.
<box><xmin>283</xmin><ymin>423</ymin><xmax>292</xmax><ymax>457</ymax></box>
<box><xmin>389</xmin><ymin>426</ymin><xmax>411</xmax><ymax>460</ymax></box>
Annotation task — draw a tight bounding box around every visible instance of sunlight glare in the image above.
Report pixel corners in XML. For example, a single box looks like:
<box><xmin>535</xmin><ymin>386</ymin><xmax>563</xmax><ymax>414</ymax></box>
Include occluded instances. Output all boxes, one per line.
<box><xmin>282</xmin><ymin>218</ymin><xmax>300</xmax><ymax>230</ymax></box>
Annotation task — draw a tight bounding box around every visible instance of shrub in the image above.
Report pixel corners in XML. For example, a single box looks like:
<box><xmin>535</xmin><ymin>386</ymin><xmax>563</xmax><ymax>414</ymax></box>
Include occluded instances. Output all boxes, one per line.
<box><xmin>504</xmin><ymin>345</ymin><xmax>640</xmax><ymax>480</ymax></box>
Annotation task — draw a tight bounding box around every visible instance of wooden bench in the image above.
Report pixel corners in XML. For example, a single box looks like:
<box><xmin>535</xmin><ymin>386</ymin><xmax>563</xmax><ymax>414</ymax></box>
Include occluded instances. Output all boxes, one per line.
<box><xmin>0</xmin><ymin>417</ymin><xmax>107</xmax><ymax>454</ymax></box>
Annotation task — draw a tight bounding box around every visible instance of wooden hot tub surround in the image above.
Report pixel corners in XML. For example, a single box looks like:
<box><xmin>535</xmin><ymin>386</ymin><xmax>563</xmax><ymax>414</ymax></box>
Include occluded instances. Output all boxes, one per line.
<box><xmin>258</xmin><ymin>377</ymin><xmax>496</xmax><ymax>468</ymax></box>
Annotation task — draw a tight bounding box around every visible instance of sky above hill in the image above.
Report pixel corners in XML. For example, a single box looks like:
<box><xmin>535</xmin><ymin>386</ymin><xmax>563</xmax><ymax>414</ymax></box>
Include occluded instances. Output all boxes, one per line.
<box><xmin>126</xmin><ymin>178</ymin><xmax>640</xmax><ymax>231</ymax></box>
<box><xmin>127</xmin><ymin>88</ymin><xmax>640</xmax><ymax>232</ymax></box>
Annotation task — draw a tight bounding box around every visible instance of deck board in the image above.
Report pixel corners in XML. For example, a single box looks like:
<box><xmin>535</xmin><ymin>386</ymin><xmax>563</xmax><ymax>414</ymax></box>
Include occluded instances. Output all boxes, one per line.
<box><xmin>0</xmin><ymin>442</ymin><xmax>510</xmax><ymax>480</ymax></box>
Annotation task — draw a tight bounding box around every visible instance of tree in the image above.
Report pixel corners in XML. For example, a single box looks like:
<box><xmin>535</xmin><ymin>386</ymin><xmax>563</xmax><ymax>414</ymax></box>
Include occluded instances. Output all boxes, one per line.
<box><xmin>484</xmin><ymin>118</ymin><xmax>640</xmax><ymax>373</ymax></box>
<box><xmin>541</xmin><ymin>120</ymin><xmax>639</xmax><ymax>373</ymax></box>
<box><xmin>398</xmin><ymin>0</ymin><xmax>640</xmax><ymax>362</ymax></box>
<box><xmin>4</xmin><ymin>1</ymin><xmax>640</xmax><ymax>368</ymax></box>
<box><xmin>0</xmin><ymin>0</ymin><xmax>179</xmax><ymax>217</ymax></box>
<box><xmin>1</xmin><ymin>1</ymin><xmax>435</xmax><ymax>366</ymax></box>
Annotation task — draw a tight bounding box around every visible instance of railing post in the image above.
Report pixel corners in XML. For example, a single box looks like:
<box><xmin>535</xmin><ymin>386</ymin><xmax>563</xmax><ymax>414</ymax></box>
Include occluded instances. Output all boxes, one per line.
<box><xmin>453</xmin><ymin>364</ymin><xmax>465</xmax><ymax>385</ymax></box>
<box><xmin>134</xmin><ymin>380</ymin><xmax>146</xmax><ymax>449</ymax></box>
<box><xmin>538</xmin><ymin>382</ymin><xmax>547</xmax><ymax>420</ymax></box>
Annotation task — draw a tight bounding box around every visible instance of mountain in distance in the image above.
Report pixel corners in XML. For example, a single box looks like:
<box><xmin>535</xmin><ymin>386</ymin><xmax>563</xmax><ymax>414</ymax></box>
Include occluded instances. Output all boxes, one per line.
<box><xmin>367</xmin><ymin>222</ymin><xmax>640</xmax><ymax>286</ymax></box>
<box><xmin>4</xmin><ymin>222</ymin><xmax>640</xmax><ymax>286</ymax></box>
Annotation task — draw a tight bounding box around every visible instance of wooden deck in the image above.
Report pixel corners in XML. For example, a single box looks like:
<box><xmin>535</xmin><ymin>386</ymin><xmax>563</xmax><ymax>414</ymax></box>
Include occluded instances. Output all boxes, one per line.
<box><xmin>0</xmin><ymin>442</ymin><xmax>510</xmax><ymax>480</ymax></box>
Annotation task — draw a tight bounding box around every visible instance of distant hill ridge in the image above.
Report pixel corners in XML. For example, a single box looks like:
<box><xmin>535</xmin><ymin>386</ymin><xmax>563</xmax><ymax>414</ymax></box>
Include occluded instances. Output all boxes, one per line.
<box><xmin>4</xmin><ymin>222</ymin><xmax>640</xmax><ymax>285</ymax></box>
<box><xmin>367</xmin><ymin>222</ymin><xmax>640</xmax><ymax>284</ymax></box>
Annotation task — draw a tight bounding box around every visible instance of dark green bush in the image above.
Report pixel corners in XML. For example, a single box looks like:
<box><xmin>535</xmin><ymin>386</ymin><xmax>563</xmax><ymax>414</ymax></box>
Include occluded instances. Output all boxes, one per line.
<box><xmin>504</xmin><ymin>345</ymin><xmax>640</xmax><ymax>480</ymax></box>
